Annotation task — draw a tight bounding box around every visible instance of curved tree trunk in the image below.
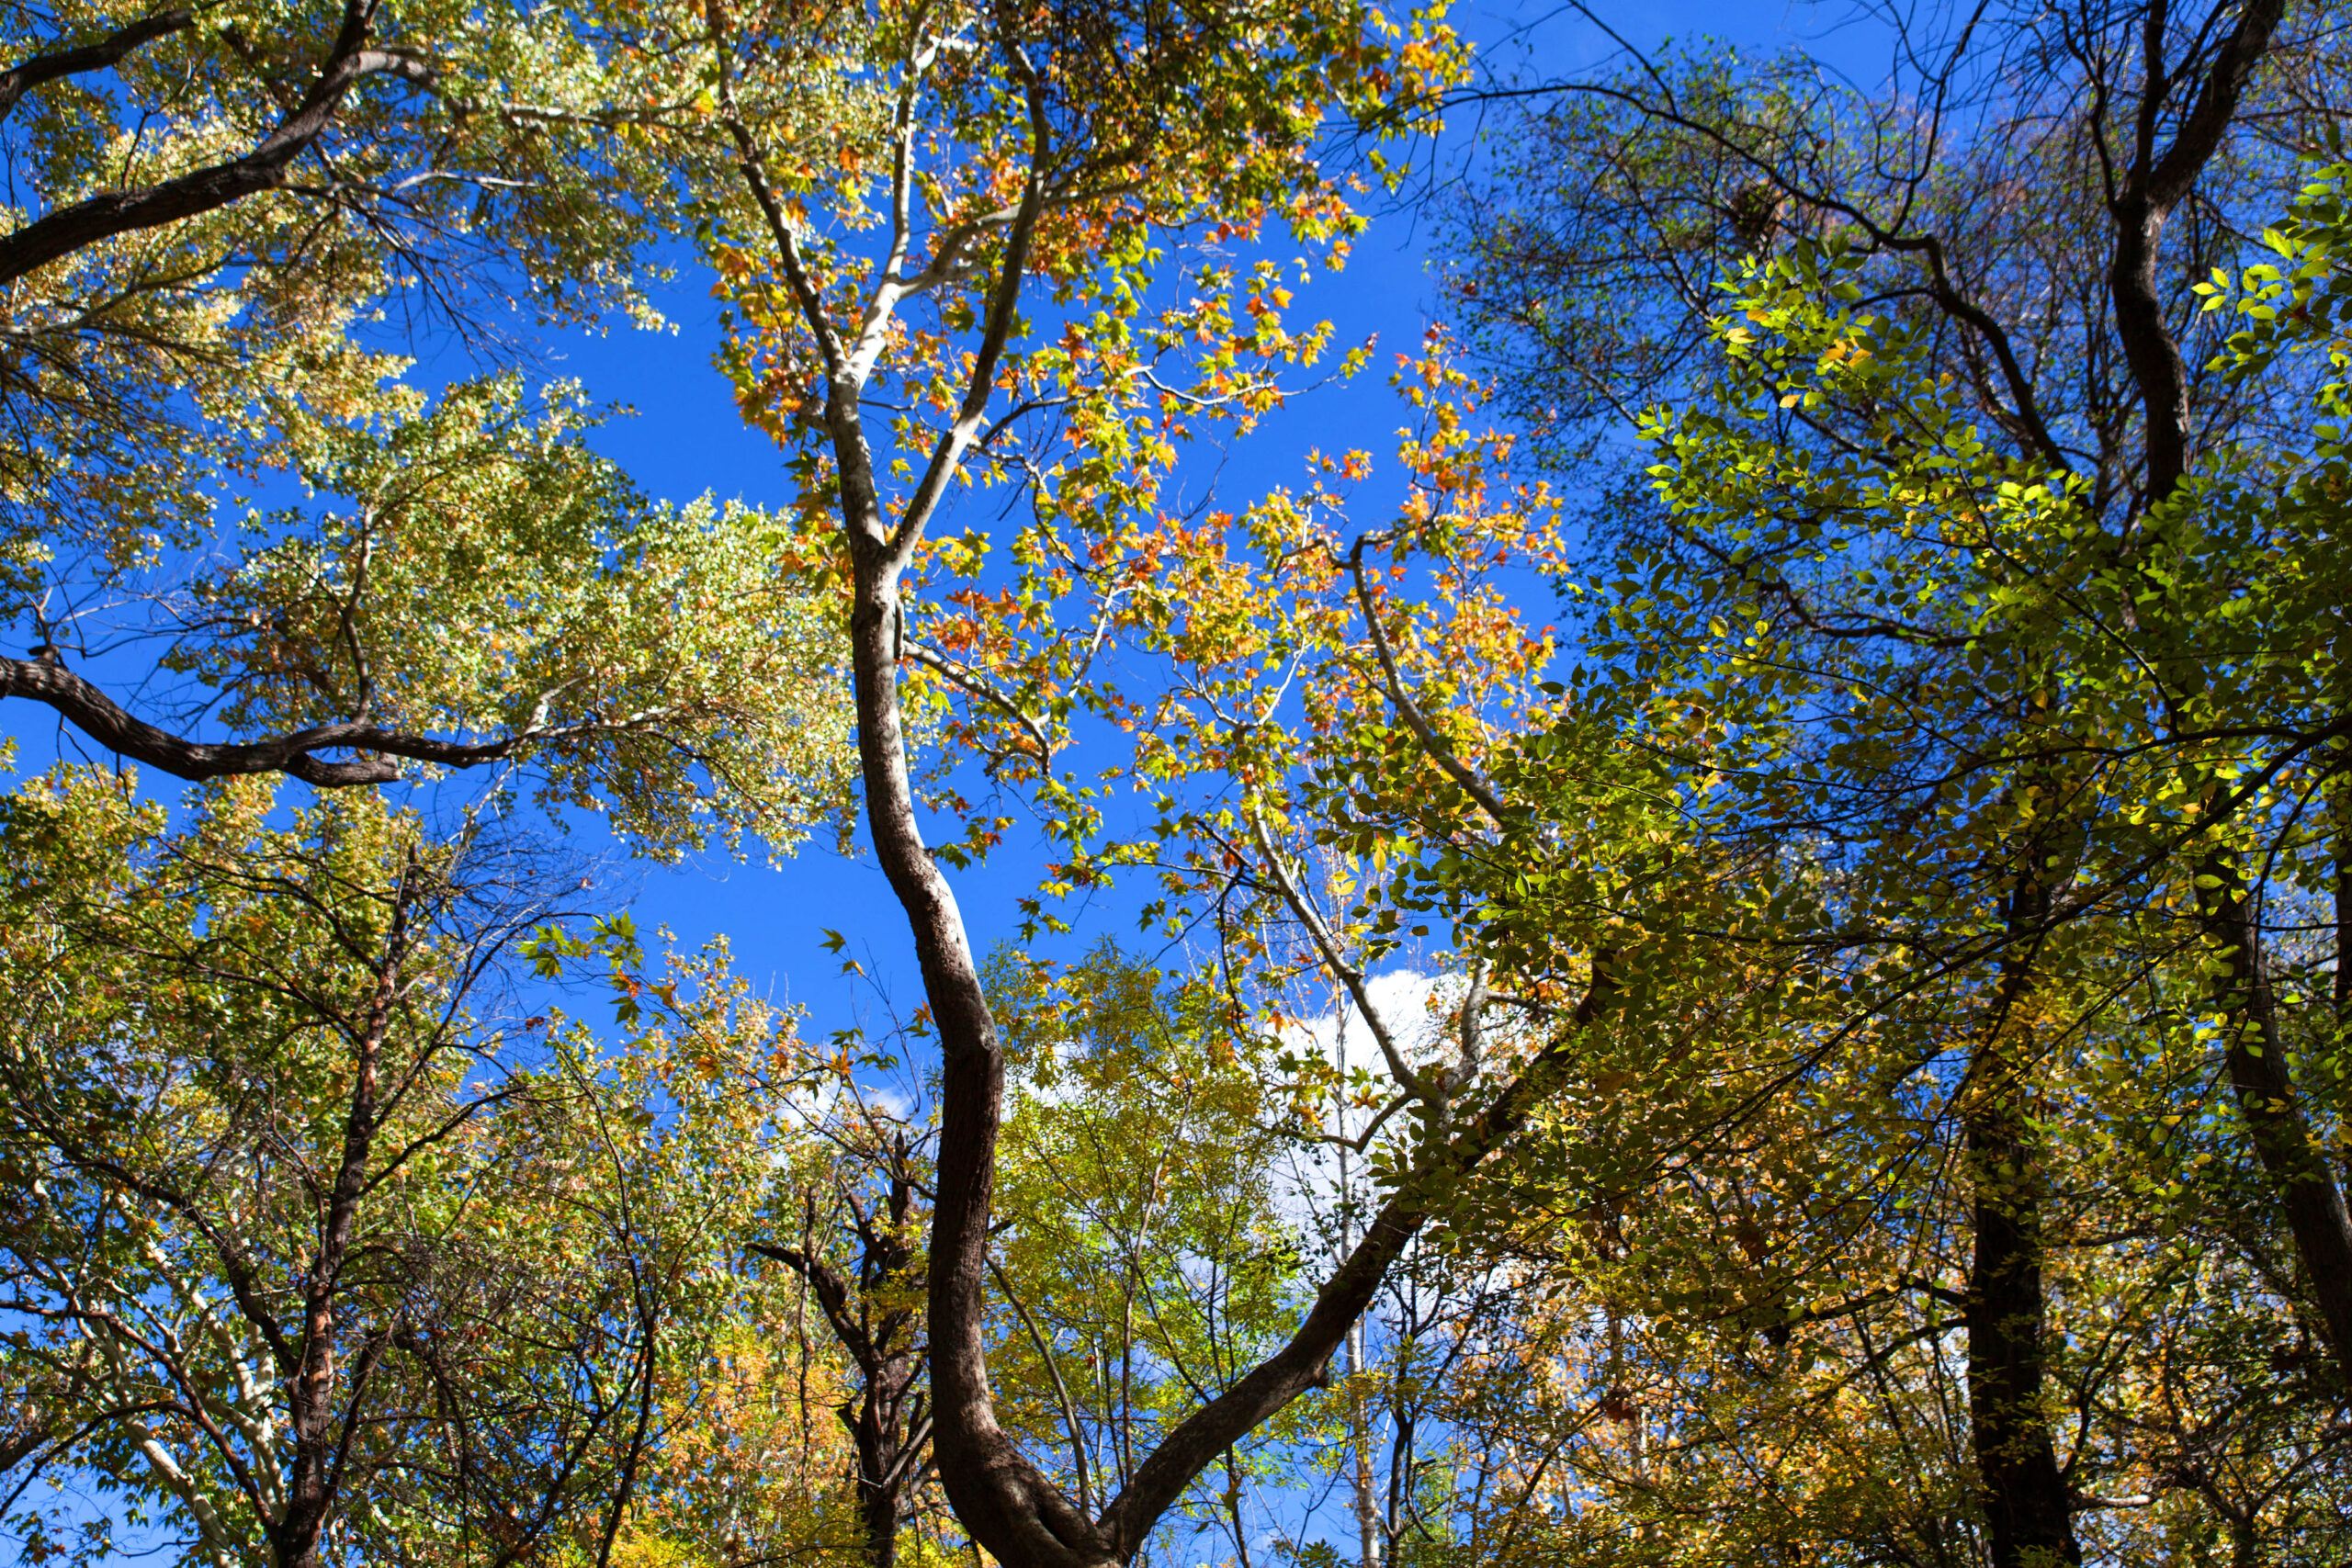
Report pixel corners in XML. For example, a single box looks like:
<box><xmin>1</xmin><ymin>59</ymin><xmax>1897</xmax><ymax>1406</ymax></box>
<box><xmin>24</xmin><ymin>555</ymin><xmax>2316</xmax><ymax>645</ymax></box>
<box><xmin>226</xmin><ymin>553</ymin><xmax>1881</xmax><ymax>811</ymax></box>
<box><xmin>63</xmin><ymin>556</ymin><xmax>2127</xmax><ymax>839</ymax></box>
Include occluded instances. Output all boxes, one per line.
<box><xmin>2204</xmin><ymin>855</ymin><xmax>2352</xmax><ymax>1380</ymax></box>
<box><xmin>707</xmin><ymin>6</ymin><xmax>1624</xmax><ymax>1557</ymax></box>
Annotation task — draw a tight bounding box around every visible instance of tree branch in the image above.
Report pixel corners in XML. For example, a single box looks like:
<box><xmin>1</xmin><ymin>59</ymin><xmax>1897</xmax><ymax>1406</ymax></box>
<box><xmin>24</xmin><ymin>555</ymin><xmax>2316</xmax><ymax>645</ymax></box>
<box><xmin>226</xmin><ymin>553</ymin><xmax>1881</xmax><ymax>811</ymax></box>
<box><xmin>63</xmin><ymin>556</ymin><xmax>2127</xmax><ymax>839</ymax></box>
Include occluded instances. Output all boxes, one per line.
<box><xmin>1096</xmin><ymin>953</ymin><xmax>1618</xmax><ymax>1558</ymax></box>
<box><xmin>1344</xmin><ymin>536</ymin><xmax>1511</xmax><ymax>828</ymax></box>
<box><xmin>2107</xmin><ymin>0</ymin><xmax>2286</xmax><ymax>503</ymax></box>
<box><xmin>989</xmin><ymin>1258</ymin><xmax>1093</xmax><ymax>1520</ymax></box>
<box><xmin>1245</xmin><ymin>806</ymin><xmax>1429</xmax><ymax>1105</ymax></box>
<box><xmin>0</xmin><ymin>653</ymin><xmax>683</xmax><ymax>786</ymax></box>
<box><xmin>0</xmin><ymin>0</ymin><xmax>435</xmax><ymax>284</ymax></box>
<box><xmin>0</xmin><ymin>8</ymin><xmax>194</xmax><ymax>124</ymax></box>
<box><xmin>903</xmin><ymin>641</ymin><xmax>1054</xmax><ymax>766</ymax></box>
<box><xmin>749</xmin><ymin>1240</ymin><xmax>877</xmax><ymax>1369</ymax></box>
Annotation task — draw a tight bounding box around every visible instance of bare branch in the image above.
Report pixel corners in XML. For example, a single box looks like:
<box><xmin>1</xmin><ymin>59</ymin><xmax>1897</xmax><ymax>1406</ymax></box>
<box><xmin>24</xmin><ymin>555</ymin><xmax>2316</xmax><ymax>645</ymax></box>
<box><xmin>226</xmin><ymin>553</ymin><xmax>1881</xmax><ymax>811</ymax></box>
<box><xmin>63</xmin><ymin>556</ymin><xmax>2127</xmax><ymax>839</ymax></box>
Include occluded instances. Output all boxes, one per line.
<box><xmin>1245</xmin><ymin>806</ymin><xmax>1429</xmax><ymax>1105</ymax></box>
<box><xmin>988</xmin><ymin>1258</ymin><xmax>1093</xmax><ymax>1520</ymax></box>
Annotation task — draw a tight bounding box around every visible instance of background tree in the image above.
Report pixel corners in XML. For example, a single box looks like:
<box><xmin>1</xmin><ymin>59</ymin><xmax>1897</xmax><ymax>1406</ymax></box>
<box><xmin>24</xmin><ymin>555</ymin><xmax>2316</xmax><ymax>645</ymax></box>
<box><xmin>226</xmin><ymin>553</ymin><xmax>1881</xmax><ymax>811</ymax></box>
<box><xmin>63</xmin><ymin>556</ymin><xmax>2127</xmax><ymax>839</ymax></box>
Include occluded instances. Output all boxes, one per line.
<box><xmin>986</xmin><ymin>946</ymin><xmax>1317</xmax><ymax>1565</ymax></box>
<box><xmin>0</xmin><ymin>5</ymin><xmax>876</xmax><ymax>1561</ymax></box>
<box><xmin>1431</xmin><ymin>3</ymin><xmax>2352</xmax><ymax>1562</ymax></box>
<box><xmin>0</xmin><ymin>771</ymin><xmax>816</xmax><ymax>1566</ymax></box>
<box><xmin>751</xmin><ymin>1090</ymin><xmax>938</xmax><ymax>1568</ymax></box>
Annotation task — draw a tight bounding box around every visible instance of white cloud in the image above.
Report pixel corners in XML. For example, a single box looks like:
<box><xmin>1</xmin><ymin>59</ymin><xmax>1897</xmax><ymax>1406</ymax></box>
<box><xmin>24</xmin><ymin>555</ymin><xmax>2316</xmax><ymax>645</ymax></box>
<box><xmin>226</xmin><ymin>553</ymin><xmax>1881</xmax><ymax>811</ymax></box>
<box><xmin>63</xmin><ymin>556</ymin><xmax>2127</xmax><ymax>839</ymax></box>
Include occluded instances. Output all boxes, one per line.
<box><xmin>1278</xmin><ymin>967</ymin><xmax>1456</xmax><ymax>1081</ymax></box>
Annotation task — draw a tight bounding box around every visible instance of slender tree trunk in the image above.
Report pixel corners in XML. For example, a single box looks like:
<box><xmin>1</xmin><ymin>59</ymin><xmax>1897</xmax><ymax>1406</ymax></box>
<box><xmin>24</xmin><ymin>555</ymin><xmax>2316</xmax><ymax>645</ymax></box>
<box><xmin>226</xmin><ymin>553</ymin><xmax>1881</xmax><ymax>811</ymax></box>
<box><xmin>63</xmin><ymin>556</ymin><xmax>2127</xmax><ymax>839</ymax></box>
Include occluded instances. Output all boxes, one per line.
<box><xmin>272</xmin><ymin>874</ymin><xmax>411</xmax><ymax>1568</ymax></box>
<box><xmin>1383</xmin><ymin>1401</ymin><xmax>1416</xmax><ymax>1560</ymax></box>
<box><xmin>2333</xmin><ymin>769</ymin><xmax>2352</xmax><ymax>1194</ymax></box>
<box><xmin>2205</xmin><ymin>852</ymin><xmax>2352</xmax><ymax>1381</ymax></box>
<box><xmin>1347</xmin><ymin>1314</ymin><xmax>1379</xmax><ymax>1568</ymax></box>
<box><xmin>842</xmin><ymin>538</ymin><xmax>1113</xmax><ymax>1568</ymax></box>
<box><xmin>1222</xmin><ymin>1449</ymin><xmax>1253</xmax><ymax>1568</ymax></box>
<box><xmin>1335</xmin><ymin>1007</ymin><xmax>1380</xmax><ymax>1568</ymax></box>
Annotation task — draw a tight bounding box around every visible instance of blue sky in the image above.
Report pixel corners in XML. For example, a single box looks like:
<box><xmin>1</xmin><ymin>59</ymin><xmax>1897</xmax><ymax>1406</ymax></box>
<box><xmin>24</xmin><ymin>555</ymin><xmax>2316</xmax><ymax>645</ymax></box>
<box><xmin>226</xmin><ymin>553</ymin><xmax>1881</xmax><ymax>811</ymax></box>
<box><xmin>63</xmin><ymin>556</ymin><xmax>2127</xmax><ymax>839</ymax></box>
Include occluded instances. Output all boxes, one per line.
<box><xmin>509</xmin><ymin>0</ymin><xmax>1844</xmax><ymax>1041</ymax></box>
<box><xmin>0</xmin><ymin>2</ymin><xmax>1867</xmax><ymax>1560</ymax></box>
<box><xmin>0</xmin><ymin>0</ymin><xmax>1846</xmax><ymax>1034</ymax></box>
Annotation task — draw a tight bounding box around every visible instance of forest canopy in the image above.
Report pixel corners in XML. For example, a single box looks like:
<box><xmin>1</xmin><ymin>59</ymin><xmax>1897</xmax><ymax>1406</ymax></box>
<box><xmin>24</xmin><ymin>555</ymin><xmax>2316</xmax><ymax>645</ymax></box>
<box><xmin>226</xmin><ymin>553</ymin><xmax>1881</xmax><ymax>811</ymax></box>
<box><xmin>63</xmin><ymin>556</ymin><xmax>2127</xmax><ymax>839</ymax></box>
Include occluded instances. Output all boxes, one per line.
<box><xmin>1</xmin><ymin>2</ymin><xmax>2347</xmax><ymax>1566</ymax></box>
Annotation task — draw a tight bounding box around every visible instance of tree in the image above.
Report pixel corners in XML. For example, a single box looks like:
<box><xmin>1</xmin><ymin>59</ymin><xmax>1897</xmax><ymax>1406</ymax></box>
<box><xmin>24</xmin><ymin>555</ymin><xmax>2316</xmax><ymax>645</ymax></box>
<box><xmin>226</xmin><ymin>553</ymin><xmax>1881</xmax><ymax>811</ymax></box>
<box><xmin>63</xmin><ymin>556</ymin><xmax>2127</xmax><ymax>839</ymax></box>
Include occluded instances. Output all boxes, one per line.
<box><xmin>751</xmin><ymin>1100</ymin><xmax>938</xmax><ymax>1568</ymax></box>
<box><xmin>0</xmin><ymin>0</ymin><xmax>863</xmax><ymax>834</ymax></box>
<box><xmin>700</xmin><ymin>6</ymin><xmax>1756</xmax><ymax>1523</ymax></box>
<box><xmin>0</xmin><ymin>6</ymin><xmax>921</xmax><ymax>1563</ymax></box>
<box><xmin>0</xmin><ymin>771</ymin><xmax>813</xmax><ymax>1566</ymax></box>
<box><xmin>1438</xmin><ymin>6</ymin><xmax>2352</xmax><ymax>1563</ymax></box>
<box><xmin>0</xmin><ymin>6</ymin><xmax>880</xmax><ymax>1560</ymax></box>
<box><xmin>690</xmin><ymin>0</ymin><xmax>1533</xmax><ymax>1561</ymax></box>
<box><xmin>42</xmin><ymin>0</ymin><xmax>2352</xmax><ymax>1563</ymax></box>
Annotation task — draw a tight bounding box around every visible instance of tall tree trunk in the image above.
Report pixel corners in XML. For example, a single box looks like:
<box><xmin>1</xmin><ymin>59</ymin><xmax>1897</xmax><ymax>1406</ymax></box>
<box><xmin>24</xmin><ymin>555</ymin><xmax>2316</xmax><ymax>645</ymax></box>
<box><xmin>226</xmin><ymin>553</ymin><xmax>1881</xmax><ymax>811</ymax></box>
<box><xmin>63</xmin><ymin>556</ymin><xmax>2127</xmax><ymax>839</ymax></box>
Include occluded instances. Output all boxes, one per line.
<box><xmin>272</xmin><ymin>871</ymin><xmax>412</xmax><ymax>1568</ymax></box>
<box><xmin>1966</xmin><ymin>1096</ymin><xmax>2080</xmax><ymax>1568</ymax></box>
<box><xmin>2333</xmin><ymin>768</ymin><xmax>2352</xmax><ymax>1194</ymax></box>
<box><xmin>1965</xmin><ymin>874</ymin><xmax>2081</xmax><ymax>1568</ymax></box>
<box><xmin>1334</xmin><ymin>1038</ymin><xmax>1381</xmax><ymax>1568</ymax></box>
<box><xmin>2096</xmin><ymin>0</ymin><xmax>2352</xmax><ymax>1380</ymax></box>
<box><xmin>1347</xmin><ymin>1314</ymin><xmax>1379</xmax><ymax>1568</ymax></box>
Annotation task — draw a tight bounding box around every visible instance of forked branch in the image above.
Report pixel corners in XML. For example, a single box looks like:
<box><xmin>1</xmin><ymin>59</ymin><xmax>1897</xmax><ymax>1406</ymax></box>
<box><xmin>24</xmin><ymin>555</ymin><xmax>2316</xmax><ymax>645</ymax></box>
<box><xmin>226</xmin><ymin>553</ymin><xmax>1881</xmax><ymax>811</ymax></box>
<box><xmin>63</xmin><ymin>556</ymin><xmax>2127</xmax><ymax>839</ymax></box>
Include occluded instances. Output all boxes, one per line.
<box><xmin>0</xmin><ymin>7</ymin><xmax>194</xmax><ymax>123</ymax></box>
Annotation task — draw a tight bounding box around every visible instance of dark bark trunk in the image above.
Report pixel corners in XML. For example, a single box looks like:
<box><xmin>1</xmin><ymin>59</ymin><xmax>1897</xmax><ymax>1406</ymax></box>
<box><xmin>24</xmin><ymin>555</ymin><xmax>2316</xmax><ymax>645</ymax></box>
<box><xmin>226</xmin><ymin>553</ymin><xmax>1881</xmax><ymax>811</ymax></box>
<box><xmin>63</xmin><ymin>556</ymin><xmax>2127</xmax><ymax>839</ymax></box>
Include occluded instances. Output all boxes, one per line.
<box><xmin>1965</xmin><ymin>864</ymin><xmax>2082</xmax><ymax>1568</ymax></box>
<box><xmin>844</xmin><ymin>1191</ymin><xmax>920</xmax><ymax>1568</ymax></box>
<box><xmin>2091</xmin><ymin>0</ymin><xmax>2344</xmax><ymax>1397</ymax></box>
<box><xmin>2104</xmin><ymin>0</ymin><xmax>2286</xmax><ymax>507</ymax></box>
<box><xmin>842</xmin><ymin>541</ymin><xmax>1105</xmax><ymax>1567</ymax></box>
<box><xmin>0</xmin><ymin>0</ymin><xmax>429</xmax><ymax>287</ymax></box>
<box><xmin>757</xmin><ymin>1163</ymin><xmax>931</xmax><ymax>1568</ymax></box>
<box><xmin>2205</xmin><ymin>853</ymin><xmax>2352</xmax><ymax>1381</ymax></box>
<box><xmin>2335</xmin><ymin>772</ymin><xmax>2352</xmax><ymax>1194</ymax></box>
<box><xmin>854</xmin><ymin>1404</ymin><xmax>905</xmax><ymax>1568</ymax></box>
<box><xmin>0</xmin><ymin>9</ymin><xmax>192</xmax><ymax>124</ymax></box>
<box><xmin>803</xmin><ymin>97</ymin><xmax>1115</xmax><ymax>1544</ymax></box>
<box><xmin>1966</xmin><ymin>1099</ymin><xmax>2081</xmax><ymax>1568</ymax></box>
<box><xmin>271</xmin><ymin>871</ymin><xmax>412</xmax><ymax>1568</ymax></box>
